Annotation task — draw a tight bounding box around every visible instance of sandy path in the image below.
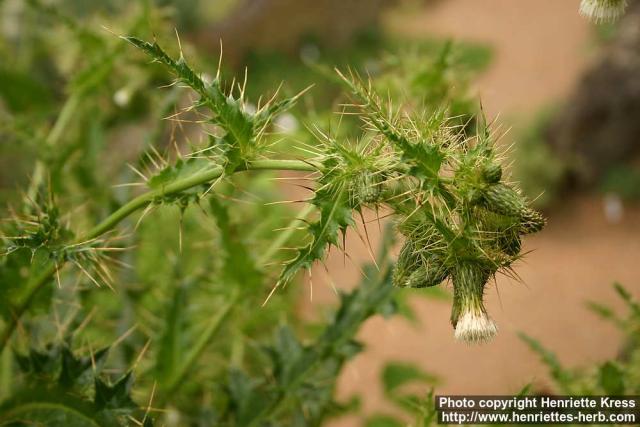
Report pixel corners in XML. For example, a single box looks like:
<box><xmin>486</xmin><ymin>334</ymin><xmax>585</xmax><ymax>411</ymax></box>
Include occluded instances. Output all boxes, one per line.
<box><xmin>295</xmin><ymin>1</ymin><xmax>640</xmax><ymax>424</ymax></box>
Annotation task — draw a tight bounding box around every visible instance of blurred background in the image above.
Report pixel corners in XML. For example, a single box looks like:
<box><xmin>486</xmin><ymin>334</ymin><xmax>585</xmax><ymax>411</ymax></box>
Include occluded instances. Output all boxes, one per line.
<box><xmin>1</xmin><ymin>0</ymin><xmax>640</xmax><ymax>425</ymax></box>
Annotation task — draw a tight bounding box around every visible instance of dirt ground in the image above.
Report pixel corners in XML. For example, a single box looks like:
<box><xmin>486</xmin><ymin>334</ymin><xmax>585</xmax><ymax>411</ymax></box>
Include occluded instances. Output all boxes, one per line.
<box><xmin>295</xmin><ymin>0</ymin><xmax>640</xmax><ymax>424</ymax></box>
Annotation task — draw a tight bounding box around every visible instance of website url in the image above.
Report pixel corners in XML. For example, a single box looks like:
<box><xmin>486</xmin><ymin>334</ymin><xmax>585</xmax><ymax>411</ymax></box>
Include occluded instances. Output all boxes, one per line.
<box><xmin>439</xmin><ymin>410</ymin><xmax>638</xmax><ymax>425</ymax></box>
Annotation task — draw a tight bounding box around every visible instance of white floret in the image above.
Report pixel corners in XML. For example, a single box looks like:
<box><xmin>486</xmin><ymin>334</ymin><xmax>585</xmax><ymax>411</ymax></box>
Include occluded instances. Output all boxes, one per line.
<box><xmin>454</xmin><ymin>308</ymin><xmax>498</xmax><ymax>344</ymax></box>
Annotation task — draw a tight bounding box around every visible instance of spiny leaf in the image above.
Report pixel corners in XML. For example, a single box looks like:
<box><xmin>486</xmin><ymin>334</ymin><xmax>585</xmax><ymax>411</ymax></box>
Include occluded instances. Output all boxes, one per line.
<box><xmin>224</xmin><ymin>237</ymin><xmax>396</xmax><ymax>425</ymax></box>
<box><xmin>614</xmin><ymin>282</ymin><xmax>640</xmax><ymax>318</ymax></box>
<box><xmin>94</xmin><ymin>372</ymin><xmax>136</xmax><ymax>411</ymax></box>
<box><xmin>225</xmin><ymin>369</ymin><xmax>272</xmax><ymax>426</ymax></box>
<box><xmin>122</xmin><ymin>36</ymin><xmax>252</xmax><ymax>169</ymax></box>
<box><xmin>59</xmin><ymin>346</ymin><xmax>109</xmax><ymax>389</ymax></box>
<box><xmin>277</xmin><ymin>168</ymin><xmax>353</xmax><ymax>286</ymax></box>
<box><xmin>4</xmin><ymin>345</ymin><xmax>150</xmax><ymax>426</ymax></box>
<box><xmin>123</xmin><ymin>36</ymin><xmax>301</xmax><ymax>173</ymax></box>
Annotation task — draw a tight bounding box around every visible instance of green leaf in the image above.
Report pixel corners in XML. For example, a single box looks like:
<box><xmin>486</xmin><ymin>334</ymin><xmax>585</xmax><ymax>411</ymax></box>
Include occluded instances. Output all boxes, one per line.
<box><xmin>613</xmin><ymin>282</ymin><xmax>640</xmax><ymax>317</ymax></box>
<box><xmin>123</xmin><ymin>36</ymin><xmax>251</xmax><ymax>168</ymax></box>
<box><xmin>59</xmin><ymin>346</ymin><xmax>109</xmax><ymax>389</ymax></box>
<box><xmin>14</xmin><ymin>344</ymin><xmax>61</xmax><ymax>378</ymax></box>
<box><xmin>518</xmin><ymin>332</ymin><xmax>573</xmax><ymax>394</ymax></box>
<box><xmin>0</xmin><ymin>387</ymin><xmax>119</xmax><ymax>427</ymax></box>
<box><xmin>0</xmin><ymin>66</ymin><xmax>54</xmax><ymax>113</ymax></box>
<box><xmin>123</xmin><ymin>36</ymin><xmax>301</xmax><ymax>172</ymax></box>
<box><xmin>586</xmin><ymin>301</ymin><xmax>616</xmax><ymax>320</ymax></box>
<box><xmin>221</xmin><ymin>232</ymin><xmax>397</xmax><ymax>424</ymax></box>
<box><xmin>365</xmin><ymin>414</ymin><xmax>406</xmax><ymax>427</ymax></box>
<box><xmin>382</xmin><ymin>362</ymin><xmax>438</xmax><ymax>395</ymax></box>
<box><xmin>155</xmin><ymin>284</ymin><xmax>188</xmax><ymax>386</ymax></box>
<box><xmin>516</xmin><ymin>383</ymin><xmax>533</xmax><ymax>397</ymax></box>
<box><xmin>278</xmin><ymin>166</ymin><xmax>353</xmax><ymax>286</ymax></box>
<box><xmin>599</xmin><ymin>361</ymin><xmax>625</xmax><ymax>395</ymax></box>
<box><xmin>209</xmin><ymin>199</ymin><xmax>262</xmax><ymax>291</ymax></box>
<box><xmin>94</xmin><ymin>372</ymin><xmax>136</xmax><ymax>411</ymax></box>
<box><xmin>225</xmin><ymin>369</ymin><xmax>272</xmax><ymax>426</ymax></box>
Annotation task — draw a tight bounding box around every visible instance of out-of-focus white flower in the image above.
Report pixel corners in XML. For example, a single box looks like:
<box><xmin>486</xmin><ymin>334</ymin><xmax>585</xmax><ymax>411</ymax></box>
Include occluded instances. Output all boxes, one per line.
<box><xmin>603</xmin><ymin>193</ymin><xmax>624</xmax><ymax>223</ymax></box>
<box><xmin>299</xmin><ymin>43</ymin><xmax>320</xmax><ymax>65</ymax></box>
<box><xmin>274</xmin><ymin>113</ymin><xmax>299</xmax><ymax>134</ymax></box>
<box><xmin>454</xmin><ymin>307</ymin><xmax>498</xmax><ymax>344</ymax></box>
<box><xmin>164</xmin><ymin>408</ymin><xmax>181</xmax><ymax>427</ymax></box>
<box><xmin>579</xmin><ymin>0</ymin><xmax>628</xmax><ymax>23</ymax></box>
<box><xmin>363</xmin><ymin>59</ymin><xmax>382</xmax><ymax>77</ymax></box>
<box><xmin>113</xmin><ymin>88</ymin><xmax>131</xmax><ymax>107</ymax></box>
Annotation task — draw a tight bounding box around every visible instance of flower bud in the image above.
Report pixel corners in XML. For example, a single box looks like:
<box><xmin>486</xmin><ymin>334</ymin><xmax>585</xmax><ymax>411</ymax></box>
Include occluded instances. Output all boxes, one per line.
<box><xmin>393</xmin><ymin>240</ymin><xmax>420</xmax><ymax>287</ymax></box>
<box><xmin>350</xmin><ymin>170</ymin><xmax>385</xmax><ymax>206</ymax></box>
<box><xmin>393</xmin><ymin>238</ymin><xmax>448</xmax><ymax>288</ymax></box>
<box><xmin>481</xmin><ymin>162</ymin><xmax>502</xmax><ymax>184</ymax></box>
<box><xmin>480</xmin><ymin>183</ymin><xmax>525</xmax><ymax>217</ymax></box>
<box><xmin>450</xmin><ymin>264</ymin><xmax>497</xmax><ymax>344</ymax></box>
<box><xmin>404</xmin><ymin>257</ymin><xmax>448</xmax><ymax>288</ymax></box>
<box><xmin>520</xmin><ymin>208</ymin><xmax>546</xmax><ymax>234</ymax></box>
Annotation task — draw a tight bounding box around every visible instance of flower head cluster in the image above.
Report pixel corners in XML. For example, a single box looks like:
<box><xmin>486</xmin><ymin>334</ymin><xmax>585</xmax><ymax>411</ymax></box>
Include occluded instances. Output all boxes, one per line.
<box><xmin>329</xmin><ymin>71</ymin><xmax>546</xmax><ymax>344</ymax></box>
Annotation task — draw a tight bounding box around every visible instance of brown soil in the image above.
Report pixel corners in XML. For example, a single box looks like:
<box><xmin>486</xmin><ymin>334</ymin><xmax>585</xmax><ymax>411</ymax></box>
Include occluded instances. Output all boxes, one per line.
<box><xmin>291</xmin><ymin>0</ymin><xmax>640</xmax><ymax>424</ymax></box>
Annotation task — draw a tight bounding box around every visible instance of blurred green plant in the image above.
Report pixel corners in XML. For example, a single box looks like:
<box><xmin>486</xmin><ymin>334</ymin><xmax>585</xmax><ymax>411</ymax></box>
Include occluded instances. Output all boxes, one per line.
<box><xmin>365</xmin><ymin>362</ymin><xmax>439</xmax><ymax>427</ymax></box>
<box><xmin>511</xmin><ymin>108</ymin><xmax>566</xmax><ymax>209</ymax></box>
<box><xmin>520</xmin><ymin>282</ymin><xmax>640</xmax><ymax>395</ymax></box>
<box><xmin>600</xmin><ymin>166</ymin><xmax>640</xmax><ymax>200</ymax></box>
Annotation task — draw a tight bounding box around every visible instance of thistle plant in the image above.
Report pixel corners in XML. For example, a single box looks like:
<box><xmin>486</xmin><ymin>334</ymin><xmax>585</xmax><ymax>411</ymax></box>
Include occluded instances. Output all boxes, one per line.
<box><xmin>0</xmin><ymin>31</ymin><xmax>545</xmax><ymax>352</ymax></box>
<box><xmin>580</xmin><ymin>0</ymin><xmax>629</xmax><ymax>22</ymax></box>
<box><xmin>0</xmin><ymin>3</ymin><xmax>547</xmax><ymax>421</ymax></box>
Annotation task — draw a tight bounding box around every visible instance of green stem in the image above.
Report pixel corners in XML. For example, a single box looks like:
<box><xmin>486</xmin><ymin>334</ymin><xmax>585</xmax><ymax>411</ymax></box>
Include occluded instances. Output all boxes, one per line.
<box><xmin>163</xmin><ymin>294</ymin><xmax>237</xmax><ymax>396</ymax></box>
<box><xmin>0</xmin><ymin>347</ymin><xmax>11</xmax><ymax>400</ymax></box>
<box><xmin>24</xmin><ymin>94</ymin><xmax>82</xmax><ymax>210</ymax></box>
<box><xmin>257</xmin><ymin>203</ymin><xmax>315</xmax><ymax>266</ymax></box>
<box><xmin>0</xmin><ymin>159</ymin><xmax>317</xmax><ymax>351</ymax></box>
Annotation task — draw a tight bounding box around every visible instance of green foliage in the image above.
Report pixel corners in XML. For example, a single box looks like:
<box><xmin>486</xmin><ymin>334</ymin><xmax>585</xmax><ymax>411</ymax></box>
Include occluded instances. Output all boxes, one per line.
<box><xmin>511</xmin><ymin>109</ymin><xmax>566</xmax><ymax>208</ymax></box>
<box><xmin>365</xmin><ymin>361</ymin><xmax>439</xmax><ymax>427</ymax></box>
<box><xmin>123</xmin><ymin>36</ymin><xmax>303</xmax><ymax>173</ymax></box>
<box><xmin>600</xmin><ymin>165</ymin><xmax>640</xmax><ymax>200</ymax></box>
<box><xmin>214</xmin><ymin>245</ymin><xmax>397</xmax><ymax>425</ymax></box>
<box><xmin>521</xmin><ymin>283</ymin><xmax>640</xmax><ymax>395</ymax></box>
<box><xmin>0</xmin><ymin>343</ymin><xmax>150</xmax><ymax>426</ymax></box>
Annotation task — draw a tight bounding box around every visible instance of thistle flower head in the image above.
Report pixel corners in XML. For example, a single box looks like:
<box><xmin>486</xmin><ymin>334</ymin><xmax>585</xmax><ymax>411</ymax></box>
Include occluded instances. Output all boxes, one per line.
<box><xmin>579</xmin><ymin>0</ymin><xmax>628</xmax><ymax>23</ymax></box>
<box><xmin>450</xmin><ymin>264</ymin><xmax>497</xmax><ymax>344</ymax></box>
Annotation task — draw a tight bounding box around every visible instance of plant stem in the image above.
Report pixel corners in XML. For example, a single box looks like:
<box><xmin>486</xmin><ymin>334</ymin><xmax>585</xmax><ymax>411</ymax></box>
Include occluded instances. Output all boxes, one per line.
<box><xmin>163</xmin><ymin>294</ymin><xmax>237</xmax><ymax>396</ymax></box>
<box><xmin>24</xmin><ymin>93</ymin><xmax>82</xmax><ymax>210</ymax></box>
<box><xmin>257</xmin><ymin>203</ymin><xmax>315</xmax><ymax>266</ymax></box>
<box><xmin>0</xmin><ymin>347</ymin><xmax>11</xmax><ymax>400</ymax></box>
<box><xmin>0</xmin><ymin>159</ymin><xmax>318</xmax><ymax>351</ymax></box>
